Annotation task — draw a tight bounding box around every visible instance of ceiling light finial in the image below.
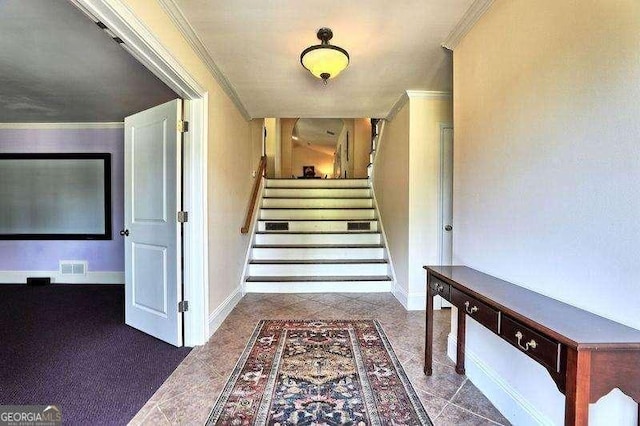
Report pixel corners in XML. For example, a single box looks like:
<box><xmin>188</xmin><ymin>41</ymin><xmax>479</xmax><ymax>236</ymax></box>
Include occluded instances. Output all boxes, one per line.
<box><xmin>300</xmin><ymin>27</ymin><xmax>349</xmax><ymax>84</ymax></box>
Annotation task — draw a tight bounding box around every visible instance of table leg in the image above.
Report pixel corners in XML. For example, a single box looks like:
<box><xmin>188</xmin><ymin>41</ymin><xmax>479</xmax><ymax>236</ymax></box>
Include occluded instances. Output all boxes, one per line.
<box><xmin>565</xmin><ymin>348</ymin><xmax>591</xmax><ymax>426</ymax></box>
<box><xmin>424</xmin><ymin>277</ymin><xmax>434</xmax><ymax>375</ymax></box>
<box><xmin>456</xmin><ymin>307</ymin><xmax>466</xmax><ymax>374</ymax></box>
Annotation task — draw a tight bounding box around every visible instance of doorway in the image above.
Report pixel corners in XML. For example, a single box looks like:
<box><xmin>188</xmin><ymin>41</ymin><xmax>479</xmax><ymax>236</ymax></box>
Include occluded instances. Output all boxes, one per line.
<box><xmin>73</xmin><ymin>0</ymin><xmax>209</xmax><ymax>346</ymax></box>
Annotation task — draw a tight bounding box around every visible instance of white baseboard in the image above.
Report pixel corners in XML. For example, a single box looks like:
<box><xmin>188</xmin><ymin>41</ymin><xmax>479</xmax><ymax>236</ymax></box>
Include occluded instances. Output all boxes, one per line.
<box><xmin>208</xmin><ymin>286</ymin><xmax>244</xmax><ymax>338</ymax></box>
<box><xmin>447</xmin><ymin>334</ymin><xmax>554</xmax><ymax>426</ymax></box>
<box><xmin>0</xmin><ymin>270</ymin><xmax>124</xmax><ymax>284</ymax></box>
<box><xmin>392</xmin><ymin>284</ymin><xmax>428</xmax><ymax>311</ymax></box>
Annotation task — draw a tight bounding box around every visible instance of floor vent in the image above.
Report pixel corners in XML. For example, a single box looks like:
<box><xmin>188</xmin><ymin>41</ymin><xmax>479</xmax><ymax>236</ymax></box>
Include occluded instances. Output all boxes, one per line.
<box><xmin>60</xmin><ymin>261</ymin><xmax>87</xmax><ymax>275</ymax></box>
<box><xmin>347</xmin><ymin>222</ymin><xmax>371</xmax><ymax>231</ymax></box>
<box><xmin>265</xmin><ymin>222</ymin><xmax>289</xmax><ymax>231</ymax></box>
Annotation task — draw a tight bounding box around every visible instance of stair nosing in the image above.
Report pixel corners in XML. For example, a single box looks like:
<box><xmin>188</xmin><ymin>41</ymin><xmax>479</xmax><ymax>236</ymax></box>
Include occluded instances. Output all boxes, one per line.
<box><xmin>258</xmin><ymin>218</ymin><xmax>378</xmax><ymax>222</ymax></box>
<box><xmin>252</xmin><ymin>244</ymin><xmax>384</xmax><ymax>249</ymax></box>
<box><xmin>246</xmin><ymin>275</ymin><xmax>392</xmax><ymax>282</ymax></box>
<box><xmin>249</xmin><ymin>259</ymin><xmax>388</xmax><ymax>265</ymax></box>
<box><xmin>260</xmin><ymin>207</ymin><xmax>374</xmax><ymax>210</ymax></box>
<box><xmin>255</xmin><ymin>231</ymin><xmax>380</xmax><ymax>234</ymax></box>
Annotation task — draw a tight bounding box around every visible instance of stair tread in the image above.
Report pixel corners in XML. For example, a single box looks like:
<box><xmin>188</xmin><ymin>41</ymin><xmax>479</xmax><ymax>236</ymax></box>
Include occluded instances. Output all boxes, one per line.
<box><xmin>253</xmin><ymin>244</ymin><xmax>384</xmax><ymax>249</ymax></box>
<box><xmin>260</xmin><ymin>219</ymin><xmax>378</xmax><ymax>222</ymax></box>
<box><xmin>267</xmin><ymin>186</ymin><xmax>369</xmax><ymax>190</ymax></box>
<box><xmin>256</xmin><ymin>231</ymin><xmax>380</xmax><ymax>234</ymax></box>
<box><xmin>261</xmin><ymin>207</ymin><xmax>374</xmax><ymax>210</ymax></box>
<box><xmin>262</xmin><ymin>197</ymin><xmax>372</xmax><ymax>200</ymax></box>
<box><xmin>246</xmin><ymin>275</ymin><xmax>392</xmax><ymax>282</ymax></box>
<box><xmin>250</xmin><ymin>259</ymin><xmax>387</xmax><ymax>264</ymax></box>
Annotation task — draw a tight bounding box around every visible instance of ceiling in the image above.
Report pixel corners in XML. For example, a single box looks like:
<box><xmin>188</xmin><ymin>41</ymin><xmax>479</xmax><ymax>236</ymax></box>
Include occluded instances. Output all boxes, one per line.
<box><xmin>293</xmin><ymin>118</ymin><xmax>343</xmax><ymax>155</ymax></box>
<box><xmin>173</xmin><ymin>0</ymin><xmax>474</xmax><ymax>118</ymax></box>
<box><xmin>294</xmin><ymin>118</ymin><xmax>344</xmax><ymax>146</ymax></box>
<box><xmin>0</xmin><ymin>0</ymin><xmax>177</xmax><ymax>123</ymax></box>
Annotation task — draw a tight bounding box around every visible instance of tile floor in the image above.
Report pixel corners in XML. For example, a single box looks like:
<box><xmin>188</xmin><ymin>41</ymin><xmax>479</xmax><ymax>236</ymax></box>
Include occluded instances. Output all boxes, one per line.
<box><xmin>130</xmin><ymin>293</ymin><xmax>510</xmax><ymax>425</ymax></box>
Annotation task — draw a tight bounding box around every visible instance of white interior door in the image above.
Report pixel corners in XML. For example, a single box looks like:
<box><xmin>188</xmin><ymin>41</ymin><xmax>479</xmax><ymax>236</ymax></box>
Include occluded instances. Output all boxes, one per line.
<box><xmin>438</xmin><ymin>125</ymin><xmax>454</xmax><ymax>309</ymax></box>
<box><xmin>124</xmin><ymin>99</ymin><xmax>183</xmax><ymax>346</ymax></box>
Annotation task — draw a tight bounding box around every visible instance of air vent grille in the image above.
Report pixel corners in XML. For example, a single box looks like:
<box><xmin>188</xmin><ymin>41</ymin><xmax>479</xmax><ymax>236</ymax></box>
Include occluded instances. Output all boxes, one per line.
<box><xmin>347</xmin><ymin>222</ymin><xmax>371</xmax><ymax>231</ymax></box>
<box><xmin>265</xmin><ymin>222</ymin><xmax>289</xmax><ymax>231</ymax></box>
<box><xmin>60</xmin><ymin>261</ymin><xmax>87</xmax><ymax>275</ymax></box>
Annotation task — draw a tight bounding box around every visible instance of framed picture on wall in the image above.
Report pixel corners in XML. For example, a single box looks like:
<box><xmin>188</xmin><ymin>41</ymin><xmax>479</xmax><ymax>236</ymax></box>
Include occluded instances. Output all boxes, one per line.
<box><xmin>302</xmin><ymin>165</ymin><xmax>315</xmax><ymax>178</ymax></box>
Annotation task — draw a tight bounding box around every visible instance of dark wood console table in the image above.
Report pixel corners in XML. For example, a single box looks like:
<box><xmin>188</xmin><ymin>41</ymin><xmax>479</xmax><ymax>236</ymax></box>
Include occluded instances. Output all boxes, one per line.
<box><xmin>424</xmin><ymin>266</ymin><xmax>640</xmax><ymax>425</ymax></box>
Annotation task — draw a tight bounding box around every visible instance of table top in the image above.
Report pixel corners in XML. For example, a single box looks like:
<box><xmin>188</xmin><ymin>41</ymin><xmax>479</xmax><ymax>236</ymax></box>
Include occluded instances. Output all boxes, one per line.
<box><xmin>425</xmin><ymin>265</ymin><xmax>640</xmax><ymax>349</ymax></box>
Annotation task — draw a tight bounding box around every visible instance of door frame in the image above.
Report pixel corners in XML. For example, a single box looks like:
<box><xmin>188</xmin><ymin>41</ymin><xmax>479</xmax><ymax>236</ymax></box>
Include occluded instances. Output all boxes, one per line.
<box><xmin>72</xmin><ymin>0</ymin><xmax>209</xmax><ymax>346</ymax></box>
<box><xmin>437</xmin><ymin>122</ymin><xmax>454</xmax><ymax>310</ymax></box>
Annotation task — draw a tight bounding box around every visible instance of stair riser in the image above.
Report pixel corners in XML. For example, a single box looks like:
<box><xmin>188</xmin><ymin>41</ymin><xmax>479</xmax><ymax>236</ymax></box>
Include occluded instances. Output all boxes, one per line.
<box><xmin>248</xmin><ymin>263</ymin><xmax>389</xmax><ymax>276</ymax></box>
<box><xmin>254</xmin><ymin>233</ymin><xmax>382</xmax><ymax>245</ymax></box>
<box><xmin>264</xmin><ymin>188</ymin><xmax>371</xmax><ymax>198</ymax></box>
<box><xmin>260</xmin><ymin>209</ymin><xmax>376</xmax><ymax>220</ymax></box>
<box><xmin>262</xmin><ymin>198</ymin><xmax>373</xmax><ymax>208</ymax></box>
<box><xmin>245</xmin><ymin>281</ymin><xmax>392</xmax><ymax>293</ymax></box>
<box><xmin>252</xmin><ymin>247</ymin><xmax>385</xmax><ymax>260</ymax></box>
<box><xmin>258</xmin><ymin>221</ymin><xmax>378</xmax><ymax>232</ymax></box>
<box><xmin>266</xmin><ymin>179</ymin><xmax>369</xmax><ymax>188</ymax></box>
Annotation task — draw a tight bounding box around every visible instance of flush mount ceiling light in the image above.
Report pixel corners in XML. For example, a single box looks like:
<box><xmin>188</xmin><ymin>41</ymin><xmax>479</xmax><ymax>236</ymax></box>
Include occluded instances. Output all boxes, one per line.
<box><xmin>300</xmin><ymin>27</ymin><xmax>349</xmax><ymax>85</ymax></box>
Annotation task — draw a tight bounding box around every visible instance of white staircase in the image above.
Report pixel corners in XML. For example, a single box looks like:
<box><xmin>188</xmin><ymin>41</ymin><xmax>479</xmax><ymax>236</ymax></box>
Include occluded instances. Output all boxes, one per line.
<box><xmin>245</xmin><ymin>178</ymin><xmax>393</xmax><ymax>293</ymax></box>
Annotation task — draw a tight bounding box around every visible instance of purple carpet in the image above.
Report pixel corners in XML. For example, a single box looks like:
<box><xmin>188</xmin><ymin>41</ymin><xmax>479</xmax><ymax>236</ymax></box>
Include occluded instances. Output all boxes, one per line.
<box><xmin>0</xmin><ymin>284</ymin><xmax>191</xmax><ymax>425</ymax></box>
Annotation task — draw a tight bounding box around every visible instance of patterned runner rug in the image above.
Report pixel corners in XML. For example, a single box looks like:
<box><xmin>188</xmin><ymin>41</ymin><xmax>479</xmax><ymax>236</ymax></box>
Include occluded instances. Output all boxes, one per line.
<box><xmin>206</xmin><ymin>319</ymin><xmax>431</xmax><ymax>425</ymax></box>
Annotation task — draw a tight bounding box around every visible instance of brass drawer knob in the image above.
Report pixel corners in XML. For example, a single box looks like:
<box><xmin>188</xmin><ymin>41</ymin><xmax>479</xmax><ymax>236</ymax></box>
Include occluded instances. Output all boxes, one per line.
<box><xmin>515</xmin><ymin>331</ymin><xmax>538</xmax><ymax>351</ymax></box>
<box><xmin>464</xmin><ymin>301</ymin><xmax>478</xmax><ymax>315</ymax></box>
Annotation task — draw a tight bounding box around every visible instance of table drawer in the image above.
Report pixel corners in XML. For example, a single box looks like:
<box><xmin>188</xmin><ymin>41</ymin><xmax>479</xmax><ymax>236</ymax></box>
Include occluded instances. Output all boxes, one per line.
<box><xmin>429</xmin><ymin>277</ymin><xmax>450</xmax><ymax>300</ymax></box>
<box><xmin>451</xmin><ymin>288</ymin><xmax>500</xmax><ymax>333</ymax></box>
<box><xmin>500</xmin><ymin>316</ymin><xmax>561</xmax><ymax>372</ymax></box>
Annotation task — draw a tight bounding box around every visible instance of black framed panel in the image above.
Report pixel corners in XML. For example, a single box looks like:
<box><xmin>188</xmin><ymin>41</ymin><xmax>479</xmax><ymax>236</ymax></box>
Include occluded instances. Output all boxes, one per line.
<box><xmin>0</xmin><ymin>153</ymin><xmax>112</xmax><ymax>240</ymax></box>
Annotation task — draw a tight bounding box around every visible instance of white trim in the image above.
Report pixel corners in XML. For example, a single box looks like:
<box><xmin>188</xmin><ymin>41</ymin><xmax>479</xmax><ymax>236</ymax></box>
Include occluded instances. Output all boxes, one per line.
<box><xmin>369</xmin><ymin>182</ymin><xmax>398</xmax><ymax>292</ymax></box>
<box><xmin>157</xmin><ymin>0</ymin><xmax>251</xmax><ymax>121</ymax></box>
<box><xmin>208</xmin><ymin>286</ymin><xmax>243</xmax><ymax>337</ymax></box>
<box><xmin>441</xmin><ymin>0</ymin><xmax>495</xmax><ymax>50</ymax></box>
<box><xmin>386</xmin><ymin>91</ymin><xmax>452</xmax><ymax>121</ymax></box>
<box><xmin>74</xmin><ymin>0</ymin><xmax>209</xmax><ymax>346</ymax></box>
<box><xmin>0</xmin><ymin>271</ymin><xmax>124</xmax><ymax>284</ymax></box>
<box><xmin>0</xmin><ymin>122</ymin><xmax>124</xmax><ymax>130</ymax></box>
<box><xmin>406</xmin><ymin>90</ymin><xmax>452</xmax><ymax>99</ymax></box>
<box><xmin>385</xmin><ymin>92</ymin><xmax>409</xmax><ymax>121</ymax></box>
<box><xmin>447</xmin><ymin>334</ymin><xmax>554</xmax><ymax>426</ymax></box>
<box><xmin>239</xmin><ymin>177</ymin><xmax>266</xmax><ymax>293</ymax></box>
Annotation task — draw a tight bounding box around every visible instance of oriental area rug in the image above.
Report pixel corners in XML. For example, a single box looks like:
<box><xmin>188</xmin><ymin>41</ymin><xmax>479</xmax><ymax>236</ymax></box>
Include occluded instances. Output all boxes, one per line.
<box><xmin>206</xmin><ymin>319</ymin><xmax>431</xmax><ymax>425</ymax></box>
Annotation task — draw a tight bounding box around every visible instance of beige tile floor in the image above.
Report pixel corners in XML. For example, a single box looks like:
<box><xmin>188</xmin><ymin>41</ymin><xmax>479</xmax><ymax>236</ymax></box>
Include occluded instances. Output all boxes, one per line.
<box><xmin>130</xmin><ymin>293</ymin><xmax>510</xmax><ymax>425</ymax></box>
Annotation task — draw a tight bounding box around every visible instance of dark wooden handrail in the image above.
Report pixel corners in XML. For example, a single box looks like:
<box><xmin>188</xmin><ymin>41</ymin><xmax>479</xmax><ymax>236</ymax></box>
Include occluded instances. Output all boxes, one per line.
<box><xmin>241</xmin><ymin>156</ymin><xmax>267</xmax><ymax>234</ymax></box>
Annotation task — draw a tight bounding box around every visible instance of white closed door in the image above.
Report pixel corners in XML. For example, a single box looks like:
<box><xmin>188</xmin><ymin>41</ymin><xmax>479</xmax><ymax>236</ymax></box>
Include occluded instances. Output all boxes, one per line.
<box><xmin>124</xmin><ymin>99</ymin><xmax>183</xmax><ymax>346</ymax></box>
<box><xmin>438</xmin><ymin>126</ymin><xmax>454</xmax><ymax>309</ymax></box>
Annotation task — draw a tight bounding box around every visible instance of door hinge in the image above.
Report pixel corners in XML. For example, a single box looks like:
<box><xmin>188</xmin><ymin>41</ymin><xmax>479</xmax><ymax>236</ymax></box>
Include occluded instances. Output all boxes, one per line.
<box><xmin>177</xmin><ymin>120</ymin><xmax>189</xmax><ymax>133</ymax></box>
<box><xmin>178</xmin><ymin>300</ymin><xmax>189</xmax><ymax>313</ymax></box>
<box><xmin>177</xmin><ymin>211</ymin><xmax>189</xmax><ymax>223</ymax></box>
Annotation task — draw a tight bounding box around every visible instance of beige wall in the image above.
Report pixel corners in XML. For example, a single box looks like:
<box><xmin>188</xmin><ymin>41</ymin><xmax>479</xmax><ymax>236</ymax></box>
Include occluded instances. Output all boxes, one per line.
<box><xmin>264</xmin><ymin>118</ymin><xmax>277</xmax><ymax>178</ymax></box>
<box><xmin>353</xmin><ymin>118</ymin><xmax>371</xmax><ymax>178</ymax></box>
<box><xmin>373</xmin><ymin>94</ymin><xmax>452</xmax><ymax>307</ymax></box>
<box><xmin>279</xmin><ymin>118</ymin><xmax>296</xmax><ymax>178</ymax></box>
<box><xmin>373</xmin><ymin>103</ymin><xmax>410</xmax><ymax>297</ymax></box>
<box><xmin>121</xmin><ymin>0</ymin><xmax>258</xmax><ymax>318</ymax></box>
<box><xmin>407</xmin><ymin>95</ymin><xmax>452</xmax><ymax>302</ymax></box>
<box><xmin>291</xmin><ymin>145</ymin><xmax>334</xmax><ymax>178</ymax></box>
<box><xmin>453</xmin><ymin>0</ymin><xmax>640</xmax><ymax>423</ymax></box>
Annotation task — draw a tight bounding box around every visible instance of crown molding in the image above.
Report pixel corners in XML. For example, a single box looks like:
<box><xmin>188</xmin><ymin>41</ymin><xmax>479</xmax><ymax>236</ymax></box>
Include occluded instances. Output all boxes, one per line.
<box><xmin>385</xmin><ymin>90</ymin><xmax>452</xmax><ymax>121</ymax></box>
<box><xmin>385</xmin><ymin>92</ymin><xmax>409</xmax><ymax>121</ymax></box>
<box><xmin>406</xmin><ymin>90</ymin><xmax>452</xmax><ymax>99</ymax></box>
<box><xmin>158</xmin><ymin>0</ymin><xmax>251</xmax><ymax>121</ymax></box>
<box><xmin>441</xmin><ymin>0</ymin><xmax>495</xmax><ymax>50</ymax></box>
<box><xmin>0</xmin><ymin>122</ymin><xmax>124</xmax><ymax>130</ymax></box>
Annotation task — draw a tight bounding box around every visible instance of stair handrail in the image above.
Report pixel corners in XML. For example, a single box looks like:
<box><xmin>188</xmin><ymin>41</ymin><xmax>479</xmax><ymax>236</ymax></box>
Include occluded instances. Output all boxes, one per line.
<box><xmin>241</xmin><ymin>155</ymin><xmax>267</xmax><ymax>234</ymax></box>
